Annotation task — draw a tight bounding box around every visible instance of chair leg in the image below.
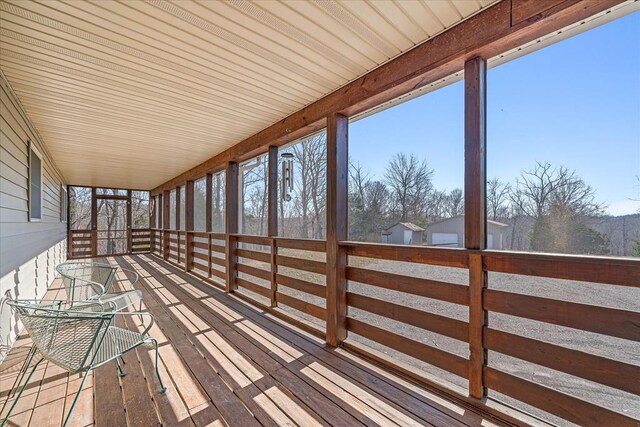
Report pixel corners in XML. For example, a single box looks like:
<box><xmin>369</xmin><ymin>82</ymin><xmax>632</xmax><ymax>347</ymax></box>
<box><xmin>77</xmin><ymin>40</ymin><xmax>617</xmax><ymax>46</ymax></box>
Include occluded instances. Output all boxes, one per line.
<box><xmin>151</xmin><ymin>338</ymin><xmax>167</xmax><ymax>393</ymax></box>
<box><xmin>62</xmin><ymin>370</ymin><xmax>91</xmax><ymax>427</ymax></box>
<box><xmin>1</xmin><ymin>357</ymin><xmax>44</xmax><ymax>426</ymax></box>
<box><xmin>116</xmin><ymin>358</ymin><xmax>127</xmax><ymax>377</ymax></box>
<box><xmin>9</xmin><ymin>346</ymin><xmax>37</xmax><ymax>399</ymax></box>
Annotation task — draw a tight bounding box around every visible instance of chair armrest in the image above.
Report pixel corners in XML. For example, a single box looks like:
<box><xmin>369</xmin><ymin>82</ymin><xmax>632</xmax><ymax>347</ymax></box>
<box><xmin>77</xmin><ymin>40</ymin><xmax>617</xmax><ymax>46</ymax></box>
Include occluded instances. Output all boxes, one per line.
<box><xmin>68</xmin><ymin>282</ymin><xmax>107</xmax><ymax>301</ymax></box>
<box><xmin>113</xmin><ymin>267</ymin><xmax>140</xmax><ymax>292</ymax></box>
<box><xmin>96</xmin><ymin>290</ymin><xmax>143</xmax><ymax>312</ymax></box>
<box><xmin>113</xmin><ymin>311</ymin><xmax>155</xmax><ymax>336</ymax></box>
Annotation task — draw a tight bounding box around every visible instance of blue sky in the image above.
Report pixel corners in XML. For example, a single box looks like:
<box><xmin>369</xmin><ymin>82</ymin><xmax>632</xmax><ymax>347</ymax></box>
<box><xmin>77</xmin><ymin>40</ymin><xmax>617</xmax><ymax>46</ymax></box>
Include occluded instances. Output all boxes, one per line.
<box><xmin>349</xmin><ymin>11</ymin><xmax>640</xmax><ymax>216</ymax></box>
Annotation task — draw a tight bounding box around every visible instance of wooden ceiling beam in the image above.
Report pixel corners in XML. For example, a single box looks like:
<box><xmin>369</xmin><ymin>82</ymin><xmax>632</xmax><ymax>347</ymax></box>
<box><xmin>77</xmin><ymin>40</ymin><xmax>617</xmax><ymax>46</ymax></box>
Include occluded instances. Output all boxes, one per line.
<box><xmin>151</xmin><ymin>0</ymin><xmax>624</xmax><ymax>195</ymax></box>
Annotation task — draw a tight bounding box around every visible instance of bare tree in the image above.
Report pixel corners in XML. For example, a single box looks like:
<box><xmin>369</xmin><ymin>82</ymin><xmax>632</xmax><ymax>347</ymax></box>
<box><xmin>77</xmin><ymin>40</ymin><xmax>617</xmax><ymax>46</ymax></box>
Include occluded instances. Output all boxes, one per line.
<box><xmin>444</xmin><ymin>188</ymin><xmax>464</xmax><ymax>218</ymax></box>
<box><xmin>487</xmin><ymin>177</ymin><xmax>511</xmax><ymax>220</ymax></box>
<box><xmin>384</xmin><ymin>153</ymin><xmax>433</xmax><ymax>222</ymax></box>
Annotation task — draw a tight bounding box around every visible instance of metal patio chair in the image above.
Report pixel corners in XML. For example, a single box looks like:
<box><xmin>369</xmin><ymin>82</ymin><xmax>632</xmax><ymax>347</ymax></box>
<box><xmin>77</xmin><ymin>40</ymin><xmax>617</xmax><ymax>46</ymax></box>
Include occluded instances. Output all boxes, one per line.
<box><xmin>0</xmin><ymin>299</ymin><xmax>166</xmax><ymax>427</ymax></box>
<box><xmin>56</xmin><ymin>261</ymin><xmax>143</xmax><ymax>312</ymax></box>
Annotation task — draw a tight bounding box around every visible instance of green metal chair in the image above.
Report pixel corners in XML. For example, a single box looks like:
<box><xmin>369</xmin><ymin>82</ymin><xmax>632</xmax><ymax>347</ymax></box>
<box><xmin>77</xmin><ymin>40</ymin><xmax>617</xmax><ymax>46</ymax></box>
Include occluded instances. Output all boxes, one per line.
<box><xmin>1</xmin><ymin>299</ymin><xmax>167</xmax><ymax>426</ymax></box>
<box><xmin>56</xmin><ymin>261</ymin><xmax>142</xmax><ymax>311</ymax></box>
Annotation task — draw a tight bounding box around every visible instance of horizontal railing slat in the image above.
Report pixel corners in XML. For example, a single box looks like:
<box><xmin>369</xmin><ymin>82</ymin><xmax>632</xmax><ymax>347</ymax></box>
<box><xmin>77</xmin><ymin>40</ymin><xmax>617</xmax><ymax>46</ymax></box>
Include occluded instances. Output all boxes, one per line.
<box><xmin>276</xmin><ymin>274</ymin><xmax>325</xmax><ymax>298</ymax></box>
<box><xmin>485</xmin><ymin>289</ymin><xmax>640</xmax><ymax>341</ymax></box>
<box><xmin>485</xmin><ymin>328</ymin><xmax>640</xmax><ymax>395</ymax></box>
<box><xmin>483</xmin><ymin>250</ymin><xmax>640</xmax><ymax>288</ymax></box>
<box><xmin>342</xmin><ymin>242</ymin><xmax>468</xmax><ymax>268</ymax></box>
<box><xmin>275</xmin><ymin>237</ymin><xmax>326</xmax><ymax>252</ymax></box>
<box><xmin>484</xmin><ymin>367</ymin><xmax>638</xmax><ymax>426</ymax></box>
<box><xmin>236</xmin><ymin>248</ymin><xmax>270</xmax><ymax>264</ymax></box>
<box><xmin>276</xmin><ymin>292</ymin><xmax>326</xmax><ymax>320</ymax></box>
<box><xmin>276</xmin><ymin>255</ymin><xmax>325</xmax><ymax>275</ymax></box>
<box><xmin>237</xmin><ymin>277</ymin><xmax>270</xmax><ymax>297</ymax></box>
<box><xmin>346</xmin><ymin>318</ymin><xmax>468</xmax><ymax>378</ymax></box>
<box><xmin>347</xmin><ymin>292</ymin><xmax>469</xmax><ymax>342</ymax></box>
<box><xmin>346</xmin><ymin>267</ymin><xmax>469</xmax><ymax>306</ymax></box>
<box><xmin>237</xmin><ymin>263</ymin><xmax>271</xmax><ymax>281</ymax></box>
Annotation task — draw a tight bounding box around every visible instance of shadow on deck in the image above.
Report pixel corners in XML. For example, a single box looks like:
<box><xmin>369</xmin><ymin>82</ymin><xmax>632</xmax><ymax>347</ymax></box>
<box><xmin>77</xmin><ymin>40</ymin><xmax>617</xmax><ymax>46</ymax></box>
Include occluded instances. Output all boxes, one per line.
<box><xmin>1</xmin><ymin>254</ymin><xmax>508</xmax><ymax>427</ymax></box>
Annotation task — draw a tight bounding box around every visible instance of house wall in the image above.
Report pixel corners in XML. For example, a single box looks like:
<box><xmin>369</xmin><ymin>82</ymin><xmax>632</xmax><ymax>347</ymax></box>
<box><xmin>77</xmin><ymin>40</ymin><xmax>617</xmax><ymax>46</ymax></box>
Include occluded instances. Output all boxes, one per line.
<box><xmin>427</xmin><ymin>217</ymin><xmax>465</xmax><ymax>247</ymax></box>
<box><xmin>0</xmin><ymin>71</ymin><xmax>67</xmax><ymax>362</ymax></box>
<box><xmin>427</xmin><ymin>217</ymin><xmax>507</xmax><ymax>249</ymax></box>
<box><xmin>384</xmin><ymin>225</ymin><xmax>423</xmax><ymax>245</ymax></box>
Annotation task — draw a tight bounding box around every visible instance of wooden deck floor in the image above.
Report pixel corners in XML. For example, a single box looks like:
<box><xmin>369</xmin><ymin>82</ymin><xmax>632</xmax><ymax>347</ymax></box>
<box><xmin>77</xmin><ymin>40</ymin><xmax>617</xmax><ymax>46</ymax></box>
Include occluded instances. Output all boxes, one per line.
<box><xmin>1</xmin><ymin>254</ymin><xmax>509</xmax><ymax>427</ymax></box>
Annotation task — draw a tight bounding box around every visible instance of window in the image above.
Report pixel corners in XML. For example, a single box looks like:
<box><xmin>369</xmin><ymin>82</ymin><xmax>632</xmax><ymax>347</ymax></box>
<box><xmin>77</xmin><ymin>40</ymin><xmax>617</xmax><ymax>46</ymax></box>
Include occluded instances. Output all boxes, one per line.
<box><xmin>69</xmin><ymin>186</ymin><xmax>92</xmax><ymax>230</ymax></box>
<box><xmin>131</xmin><ymin>191</ymin><xmax>150</xmax><ymax>228</ymax></box>
<box><xmin>211</xmin><ymin>171</ymin><xmax>225</xmax><ymax>233</ymax></box>
<box><xmin>278</xmin><ymin>131</ymin><xmax>327</xmax><ymax>239</ymax></box>
<box><xmin>28</xmin><ymin>143</ymin><xmax>43</xmax><ymax>221</ymax></box>
<box><xmin>60</xmin><ymin>185</ymin><xmax>67</xmax><ymax>222</ymax></box>
<box><xmin>194</xmin><ymin>177</ymin><xmax>207</xmax><ymax>231</ymax></box>
<box><xmin>179</xmin><ymin>185</ymin><xmax>186</xmax><ymax>230</ymax></box>
<box><xmin>487</xmin><ymin>11</ymin><xmax>640</xmax><ymax>257</ymax></box>
<box><xmin>240</xmin><ymin>155</ymin><xmax>268</xmax><ymax>235</ymax></box>
<box><xmin>348</xmin><ymin>76</ymin><xmax>464</xmax><ymax>245</ymax></box>
<box><xmin>169</xmin><ymin>189</ymin><xmax>176</xmax><ymax>230</ymax></box>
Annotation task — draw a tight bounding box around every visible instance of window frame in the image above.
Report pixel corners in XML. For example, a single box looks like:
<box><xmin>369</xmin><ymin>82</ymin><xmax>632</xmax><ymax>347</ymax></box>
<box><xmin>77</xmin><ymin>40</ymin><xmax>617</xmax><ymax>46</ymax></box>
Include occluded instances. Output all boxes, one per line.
<box><xmin>28</xmin><ymin>141</ymin><xmax>43</xmax><ymax>222</ymax></box>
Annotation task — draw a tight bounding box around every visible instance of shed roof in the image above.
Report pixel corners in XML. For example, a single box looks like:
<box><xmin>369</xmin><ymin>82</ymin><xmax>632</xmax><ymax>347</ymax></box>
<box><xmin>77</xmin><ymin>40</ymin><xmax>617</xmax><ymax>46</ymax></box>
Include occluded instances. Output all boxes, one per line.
<box><xmin>385</xmin><ymin>222</ymin><xmax>425</xmax><ymax>232</ymax></box>
<box><xmin>427</xmin><ymin>215</ymin><xmax>509</xmax><ymax>228</ymax></box>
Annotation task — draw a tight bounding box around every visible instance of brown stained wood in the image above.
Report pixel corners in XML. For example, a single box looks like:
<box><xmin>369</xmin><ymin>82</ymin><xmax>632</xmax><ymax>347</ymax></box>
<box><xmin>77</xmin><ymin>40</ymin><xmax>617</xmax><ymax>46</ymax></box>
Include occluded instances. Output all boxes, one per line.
<box><xmin>484</xmin><ymin>289</ymin><xmax>640</xmax><ymax>341</ymax></box>
<box><xmin>154</xmin><ymin>257</ymin><xmax>485</xmax><ymax>427</ymax></box>
<box><xmin>185</xmin><ymin>181</ymin><xmax>195</xmax><ymax>272</ymax></box>
<box><xmin>237</xmin><ymin>248</ymin><xmax>271</xmax><ymax>264</ymax></box>
<box><xmin>347</xmin><ymin>318</ymin><xmax>469</xmax><ymax>379</ymax></box>
<box><xmin>346</xmin><ymin>267</ymin><xmax>469</xmax><ymax>306</ymax></box>
<box><xmin>276</xmin><ymin>292</ymin><xmax>327</xmax><ymax>321</ymax></box>
<box><xmin>276</xmin><ymin>273</ymin><xmax>326</xmax><ymax>298</ymax></box>
<box><xmin>270</xmin><ymin>240</ymin><xmax>277</xmax><ymax>308</ymax></box>
<box><xmin>468</xmin><ymin>253</ymin><xmax>487</xmax><ymax>399</ymax></box>
<box><xmin>151</xmin><ymin>0</ymin><xmax>624</xmax><ymax>196</ymax></box>
<box><xmin>163</xmin><ymin>190</ymin><xmax>170</xmax><ymax>260</ymax></box>
<box><xmin>206</xmin><ymin>173</ymin><xmax>213</xmax><ymax>233</ymax></box>
<box><xmin>464</xmin><ymin>57</ymin><xmax>486</xmax><ymax>251</ymax></box>
<box><xmin>276</xmin><ymin>255</ymin><xmax>326</xmax><ymax>275</ymax></box>
<box><xmin>483</xmin><ymin>250</ymin><xmax>640</xmax><ymax>288</ymax></box>
<box><xmin>127</xmin><ymin>256</ymin><xmax>371</xmax><ymax>426</ymax></box>
<box><xmin>225</xmin><ymin>162</ymin><xmax>239</xmax><ymax>292</ymax></box>
<box><xmin>267</xmin><ymin>145</ymin><xmax>278</xmax><ymax>239</ymax></box>
<box><xmin>484</xmin><ymin>367</ymin><xmax>639</xmax><ymax>426</ymax></box>
<box><xmin>127</xmin><ymin>190</ymin><xmax>133</xmax><ymax>254</ymax></box>
<box><xmin>237</xmin><ymin>263</ymin><xmax>271</xmax><ymax>282</ymax></box>
<box><xmin>233</xmin><ymin>234</ymin><xmax>272</xmax><ymax>246</ymax></box>
<box><xmin>511</xmin><ymin>0</ymin><xmax>571</xmax><ymax>26</ymax></box>
<box><xmin>91</xmin><ymin>187</ymin><xmax>97</xmax><ymax>256</ymax></box>
<box><xmin>236</xmin><ymin>277</ymin><xmax>271</xmax><ymax>298</ymax></box>
<box><xmin>93</xmin><ymin>362</ymin><xmax>127</xmax><ymax>426</ymax></box>
<box><xmin>276</xmin><ymin>237</ymin><xmax>327</xmax><ymax>252</ymax></box>
<box><xmin>484</xmin><ymin>328</ymin><xmax>640</xmax><ymax>395</ymax></box>
<box><xmin>343</xmin><ymin>242</ymin><xmax>469</xmax><ymax>268</ymax></box>
<box><xmin>326</xmin><ymin>113</ymin><xmax>348</xmax><ymax>347</ymax></box>
<box><xmin>346</xmin><ymin>292</ymin><xmax>469</xmax><ymax>342</ymax></box>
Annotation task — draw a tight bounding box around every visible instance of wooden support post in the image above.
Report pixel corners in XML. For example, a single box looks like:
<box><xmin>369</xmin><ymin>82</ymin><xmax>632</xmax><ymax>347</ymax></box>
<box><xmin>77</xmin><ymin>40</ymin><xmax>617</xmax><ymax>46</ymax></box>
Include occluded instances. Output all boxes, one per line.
<box><xmin>465</xmin><ymin>56</ymin><xmax>488</xmax><ymax>399</ymax></box>
<box><xmin>326</xmin><ymin>113</ymin><xmax>349</xmax><ymax>346</ymax></box>
<box><xmin>176</xmin><ymin>186</ymin><xmax>181</xmax><ymax>264</ymax></box>
<box><xmin>126</xmin><ymin>190</ymin><xmax>132</xmax><ymax>254</ymax></box>
<box><xmin>206</xmin><ymin>173</ymin><xmax>213</xmax><ymax>233</ymax></box>
<box><xmin>91</xmin><ymin>187</ymin><xmax>97</xmax><ymax>257</ymax></box>
<box><xmin>66</xmin><ymin>186</ymin><xmax>71</xmax><ymax>259</ymax></box>
<box><xmin>163</xmin><ymin>190</ymin><xmax>170</xmax><ymax>260</ymax></box>
<box><xmin>225</xmin><ymin>161</ymin><xmax>239</xmax><ymax>292</ymax></box>
<box><xmin>150</xmin><ymin>195</ymin><xmax>157</xmax><ymax>252</ymax></box>
<box><xmin>267</xmin><ymin>146</ymin><xmax>278</xmax><ymax>307</ymax></box>
<box><xmin>185</xmin><ymin>180</ymin><xmax>194</xmax><ymax>272</ymax></box>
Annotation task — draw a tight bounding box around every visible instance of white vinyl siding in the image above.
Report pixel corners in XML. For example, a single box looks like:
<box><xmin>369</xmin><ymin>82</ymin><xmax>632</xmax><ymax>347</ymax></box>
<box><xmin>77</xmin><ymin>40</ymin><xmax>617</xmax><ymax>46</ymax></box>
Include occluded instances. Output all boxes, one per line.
<box><xmin>0</xmin><ymin>72</ymin><xmax>67</xmax><ymax>362</ymax></box>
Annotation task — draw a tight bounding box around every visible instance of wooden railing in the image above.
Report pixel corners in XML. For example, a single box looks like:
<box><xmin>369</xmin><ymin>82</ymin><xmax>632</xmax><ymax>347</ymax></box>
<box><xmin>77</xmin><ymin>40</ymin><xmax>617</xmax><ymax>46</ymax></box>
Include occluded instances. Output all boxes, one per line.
<box><xmin>68</xmin><ymin>229</ymin><xmax>93</xmax><ymax>258</ymax></box>
<box><xmin>145</xmin><ymin>229</ymin><xmax>639</xmax><ymax>425</ymax></box>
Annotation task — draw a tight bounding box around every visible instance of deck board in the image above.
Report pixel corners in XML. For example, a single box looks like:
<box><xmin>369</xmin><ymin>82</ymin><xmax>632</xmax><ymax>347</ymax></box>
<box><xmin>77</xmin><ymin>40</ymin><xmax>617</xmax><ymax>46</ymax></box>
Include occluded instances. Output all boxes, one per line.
<box><xmin>1</xmin><ymin>254</ymin><xmax>509</xmax><ymax>427</ymax></box>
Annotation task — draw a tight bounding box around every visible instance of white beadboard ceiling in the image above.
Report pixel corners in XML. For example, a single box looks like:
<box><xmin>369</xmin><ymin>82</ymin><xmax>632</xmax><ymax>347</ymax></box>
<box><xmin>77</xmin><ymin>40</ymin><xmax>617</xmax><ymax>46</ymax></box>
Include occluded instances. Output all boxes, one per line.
<box><xmin>0</xmin><ymin>0</ymin><xmax>496</xmax><ymax>189</ymax></box>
